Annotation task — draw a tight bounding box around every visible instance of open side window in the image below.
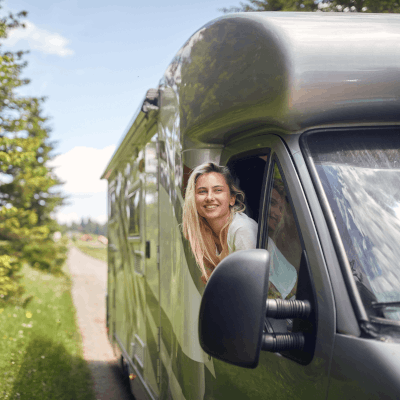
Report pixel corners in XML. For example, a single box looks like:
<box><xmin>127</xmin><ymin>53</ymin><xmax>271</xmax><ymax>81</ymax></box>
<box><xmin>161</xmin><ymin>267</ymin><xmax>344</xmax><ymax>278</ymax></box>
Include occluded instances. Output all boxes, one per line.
<box><xmin>228</xmin><ymin>152</ymin><xmax>269</xmax><ymax>223</ymax></box>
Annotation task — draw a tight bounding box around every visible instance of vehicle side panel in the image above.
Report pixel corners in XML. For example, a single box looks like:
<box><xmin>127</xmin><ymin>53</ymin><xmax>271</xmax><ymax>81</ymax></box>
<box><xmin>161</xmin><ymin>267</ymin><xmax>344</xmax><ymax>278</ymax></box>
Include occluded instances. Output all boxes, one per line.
<box><xmin>328</xmin><ymin>334</ymin><xmax>400</xmax><ymax>399</ymax></box>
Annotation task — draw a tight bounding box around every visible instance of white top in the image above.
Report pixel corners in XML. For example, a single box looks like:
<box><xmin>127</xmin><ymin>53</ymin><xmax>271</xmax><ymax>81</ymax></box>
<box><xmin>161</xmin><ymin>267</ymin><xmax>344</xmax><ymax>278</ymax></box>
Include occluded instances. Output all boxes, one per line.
<box><xmin>227</xmin><ymin>213</ymin><xmax>258</xmax><ymax>253</ymax></box>
<box><xmin>267</xmin><ymin>239</ymin><xmax>297</xmax><ymax>299</ymax></box>
<box><xmin>227</xmin><ymin>212</ymin><xmax>297</xmax><ymax>299</ymax></box>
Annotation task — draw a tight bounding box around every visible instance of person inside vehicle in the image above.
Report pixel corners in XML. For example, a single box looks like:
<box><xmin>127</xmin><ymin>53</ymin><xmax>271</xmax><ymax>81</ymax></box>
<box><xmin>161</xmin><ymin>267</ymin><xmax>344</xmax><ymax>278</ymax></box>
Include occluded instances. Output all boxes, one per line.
<box><xmin>267</xmin><ymin>179</ymin><xmax>298</xmax><ymax>300</ymax></box>
<box><xmin>182</xmin><ymin>162</ymin><xmax>258</xmax><ymax>283</ymax></box>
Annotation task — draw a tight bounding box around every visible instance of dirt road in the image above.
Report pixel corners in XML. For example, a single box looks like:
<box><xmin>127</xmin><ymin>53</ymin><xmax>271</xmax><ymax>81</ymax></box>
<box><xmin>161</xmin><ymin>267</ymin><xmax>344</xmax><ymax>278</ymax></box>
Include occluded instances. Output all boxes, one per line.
<box><xmin>68</xmin><ymin>246</ymin><xmax>134</xmax><ymax>400</ymax></box>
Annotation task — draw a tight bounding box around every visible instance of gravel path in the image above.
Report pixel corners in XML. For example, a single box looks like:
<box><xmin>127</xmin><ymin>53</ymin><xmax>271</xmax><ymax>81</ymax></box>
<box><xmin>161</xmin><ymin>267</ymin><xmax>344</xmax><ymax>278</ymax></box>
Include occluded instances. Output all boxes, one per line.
<box><xmin>68</xmin><ymin>246</ymin><xmax>134</xmax><ymax>400</ymax></box>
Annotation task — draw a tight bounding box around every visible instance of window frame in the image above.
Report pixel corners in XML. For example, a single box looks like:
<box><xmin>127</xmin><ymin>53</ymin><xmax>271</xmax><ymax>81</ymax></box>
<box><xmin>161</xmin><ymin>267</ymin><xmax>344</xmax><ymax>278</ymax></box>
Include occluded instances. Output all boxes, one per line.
<box><xmin>260</xmin><ymin>152</ymin><xmax>318</xmax><ymax>364</ymax></box>
<box><xmin>127</xmin><ymin>179</ymin><xmax>143</xmax><ymax>241</ymax></box>
<box><xmin>108</xmin><ymin>182</ymin><xmax>117</xmax><ymax>223</ymax></box>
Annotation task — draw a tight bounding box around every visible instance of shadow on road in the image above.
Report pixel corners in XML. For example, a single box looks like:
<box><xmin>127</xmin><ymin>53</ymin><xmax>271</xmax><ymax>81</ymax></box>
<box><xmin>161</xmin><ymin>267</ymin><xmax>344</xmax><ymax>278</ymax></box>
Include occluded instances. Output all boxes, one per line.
<box><xmin>87</xmin><ymin>359</ymin><xmax>136</xmax><ymax>400</ymax></box>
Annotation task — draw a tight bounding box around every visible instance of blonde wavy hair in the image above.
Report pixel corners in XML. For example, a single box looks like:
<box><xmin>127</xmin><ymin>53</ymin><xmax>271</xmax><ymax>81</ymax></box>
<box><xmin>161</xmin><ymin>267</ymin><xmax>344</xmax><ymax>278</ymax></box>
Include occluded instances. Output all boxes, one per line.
<box><xmin>182</xmin><ymin>162</ymin><xmax>245</xmax><ymax>283</ymax></box>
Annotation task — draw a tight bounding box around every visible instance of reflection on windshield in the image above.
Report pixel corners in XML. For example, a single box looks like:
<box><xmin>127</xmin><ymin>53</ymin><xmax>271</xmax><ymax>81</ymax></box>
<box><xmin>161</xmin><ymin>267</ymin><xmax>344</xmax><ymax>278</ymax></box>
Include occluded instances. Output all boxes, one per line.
<box><xmin>304</xmin><ymin>129</ymin><xmax>400</xmax><ymax>321</ymax></box>
<box><xmin>319</xmin><ymin>164</ymin><xmax>400</xmax><ymax>318</ymax></box>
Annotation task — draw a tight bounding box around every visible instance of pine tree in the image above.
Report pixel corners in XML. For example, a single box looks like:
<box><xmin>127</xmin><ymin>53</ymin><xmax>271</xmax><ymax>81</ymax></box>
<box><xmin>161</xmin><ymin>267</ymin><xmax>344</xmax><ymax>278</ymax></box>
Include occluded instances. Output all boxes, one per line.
<box><xmin>221</xmin><ymin>0</ymin><xmax>318</xmax><ymax>12</ymax></box>
<box><xmin>221</xmin><ymin>0</ymin><xmax>400</xmax><ymax>13</ymax></box>
<box><xmin>0</xmin><ymin>5</ymin><xmax>67</xmax><ymax>299</ymax></box>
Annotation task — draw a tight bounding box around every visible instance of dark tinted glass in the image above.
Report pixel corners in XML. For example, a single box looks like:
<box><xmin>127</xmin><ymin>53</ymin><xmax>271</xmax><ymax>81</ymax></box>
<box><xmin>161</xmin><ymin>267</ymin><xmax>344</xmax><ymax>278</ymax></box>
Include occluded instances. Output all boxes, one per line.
<box><xmin>128</xmin><ymin>188</ymin><xmax>141</xmax><ymax>237</ymax></box>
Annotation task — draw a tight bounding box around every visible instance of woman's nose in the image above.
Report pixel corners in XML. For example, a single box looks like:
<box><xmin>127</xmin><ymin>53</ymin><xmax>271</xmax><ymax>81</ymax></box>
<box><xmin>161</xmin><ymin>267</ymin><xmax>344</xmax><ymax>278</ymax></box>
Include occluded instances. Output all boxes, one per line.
<box><xmin>205</xmin><ymin>191</ymin><xmax>214</xmax><ymax>201</ymax></box>
<box><xmin>272</xmin><ymin>206</ymin><xmax>282</xmax><ymax>218</ymax></box>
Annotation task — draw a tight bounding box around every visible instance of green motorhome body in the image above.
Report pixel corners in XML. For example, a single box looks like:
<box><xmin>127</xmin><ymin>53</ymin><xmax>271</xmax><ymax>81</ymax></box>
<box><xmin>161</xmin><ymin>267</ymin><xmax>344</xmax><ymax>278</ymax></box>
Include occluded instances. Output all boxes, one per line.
<box><xmin>102</xmin><ymin>12</ymin><xmax>400</xmax><ymax>400</ymax></box>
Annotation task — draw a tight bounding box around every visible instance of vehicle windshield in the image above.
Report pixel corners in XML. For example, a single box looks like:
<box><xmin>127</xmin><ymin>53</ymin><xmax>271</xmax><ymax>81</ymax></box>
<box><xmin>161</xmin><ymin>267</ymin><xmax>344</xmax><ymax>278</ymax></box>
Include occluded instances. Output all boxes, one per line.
<box><xmin>302</xmin><ymin>128</ymin><xmax>400</xmax><ymax>322</ymax></box>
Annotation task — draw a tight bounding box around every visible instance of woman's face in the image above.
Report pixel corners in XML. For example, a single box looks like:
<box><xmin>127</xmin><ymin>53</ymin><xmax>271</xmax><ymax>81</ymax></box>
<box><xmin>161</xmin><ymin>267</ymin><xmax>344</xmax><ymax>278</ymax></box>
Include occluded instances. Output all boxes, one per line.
<box><xmin>195</xmin><ymin>172</ymin><xmax>235</xmax><ymax>225</ymax></box>
<box><xmin>268</xmin><ymin>188</ymin><xmax>284</xmax><ymax>232</ymax></box>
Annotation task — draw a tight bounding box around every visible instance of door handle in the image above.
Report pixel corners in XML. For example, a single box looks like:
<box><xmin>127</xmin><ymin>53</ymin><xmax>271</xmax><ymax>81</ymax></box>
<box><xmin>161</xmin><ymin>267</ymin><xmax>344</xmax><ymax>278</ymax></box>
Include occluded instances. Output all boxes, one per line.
<box><xmin>146</xmin><ymin>241</ymin><xmax>151</xmax><ymax>259</ymax></box>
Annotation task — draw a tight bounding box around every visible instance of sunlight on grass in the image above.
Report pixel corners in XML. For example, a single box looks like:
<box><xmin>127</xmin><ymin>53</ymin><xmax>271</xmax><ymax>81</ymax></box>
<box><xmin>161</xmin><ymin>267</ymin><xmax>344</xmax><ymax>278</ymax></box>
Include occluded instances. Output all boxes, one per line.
<box><xmin>74</xmin><ymin>240</ymin><xmax>107</xmax><ymax>263</ymax></box>
<box><xmin>0</xmin><ymin>265</ymin><xmax>96</xmax><ymax>400</ymax></box>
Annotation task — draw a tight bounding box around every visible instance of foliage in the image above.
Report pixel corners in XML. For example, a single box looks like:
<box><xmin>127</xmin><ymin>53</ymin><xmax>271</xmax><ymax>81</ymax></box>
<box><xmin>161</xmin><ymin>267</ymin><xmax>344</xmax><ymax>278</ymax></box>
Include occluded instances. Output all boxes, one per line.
<box><xmin>0</xmin><ymin>265</ymin><xmax>96</xmax><ymax>399</ymax></box>
<box><xmin>23</xmin><ymin>236</ymin><xmax>68</xmax><ymax>273</ymax></box>
<box><xmin>220</xmin><ymin>0</ymin><xmax>400</xmax><ymax>13</ymax></box>
<box><xmin>0</xmin><ymin>4</ymin><xmax>66</xmax><ymax>299</ymax></box>
<box><xmin>221</xmin><ymin>0</ymin><xmax>318</xmax><ymax>12</ymax></box>
<box><xmin>0</xmin><ymin>252</ymin><xmax>21</xmax><ymax>298</ymax></box>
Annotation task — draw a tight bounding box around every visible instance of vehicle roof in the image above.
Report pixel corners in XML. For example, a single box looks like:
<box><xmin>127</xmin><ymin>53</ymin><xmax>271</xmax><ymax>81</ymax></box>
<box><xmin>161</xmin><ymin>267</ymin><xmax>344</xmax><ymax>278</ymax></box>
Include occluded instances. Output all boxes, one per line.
<box><xmin>163</xmin><ymin>12</ymin><xmax>400</xmax><ymax>147</ymax></box>
<box><xmin>103</xmin><ymin>12</ymin><xmax>400</xmax><ymax>179</ymax></box>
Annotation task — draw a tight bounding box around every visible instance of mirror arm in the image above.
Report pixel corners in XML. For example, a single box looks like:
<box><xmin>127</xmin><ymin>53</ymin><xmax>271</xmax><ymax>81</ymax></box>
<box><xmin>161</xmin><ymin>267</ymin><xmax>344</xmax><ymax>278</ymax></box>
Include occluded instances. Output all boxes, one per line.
<box><xmin>266</xmin><ymin>299</ymin><xmax>311</xmax><ymax>319</ymax></box>
<box><xmin>262</xmin><ymin>299</ymin><xmax>311</xmax><ymax>352</ymax></box>
<box><xmin>262</xmin><ymin>332</ymin><xmax>305</xmax><ymax>352</ymax></box>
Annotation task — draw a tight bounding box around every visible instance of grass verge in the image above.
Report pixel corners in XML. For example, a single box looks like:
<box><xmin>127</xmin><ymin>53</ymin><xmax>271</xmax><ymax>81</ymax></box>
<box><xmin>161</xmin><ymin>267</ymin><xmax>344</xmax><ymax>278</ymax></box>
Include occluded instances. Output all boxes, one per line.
<box><xmin>0</xmin><ymin>265</ymin><xmax>96</xmax><ymax>400</ymax></box>
<box><xmin>74</xmin><ymin>240</ymin><xmax>107</xmax><ymax>263</ymax></box>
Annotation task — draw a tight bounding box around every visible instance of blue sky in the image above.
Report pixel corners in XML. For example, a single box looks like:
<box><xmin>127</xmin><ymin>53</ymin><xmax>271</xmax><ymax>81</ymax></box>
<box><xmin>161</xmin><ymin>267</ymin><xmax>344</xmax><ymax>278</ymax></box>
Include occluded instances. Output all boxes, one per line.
<box><xmin>3</xmin><ymin>0</ymin><xmax>237</xmax><ymax>225</ymax></box>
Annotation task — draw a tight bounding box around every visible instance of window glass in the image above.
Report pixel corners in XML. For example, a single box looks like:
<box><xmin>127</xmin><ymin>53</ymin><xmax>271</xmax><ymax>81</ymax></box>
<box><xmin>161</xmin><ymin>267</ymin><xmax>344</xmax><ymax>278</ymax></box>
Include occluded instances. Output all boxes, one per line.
<box><xmin>266</xmin><ymin>163</ymin><xmax>302</xmax><ymax>302</ymax></box>
<box><xmin>302</xmin><ymin>128</ymin><xmax>400</xmax><ymax>321</ymax></box>
<box><xmin>127</xmin><ymin>187</ymin><xmax>141</xmax><ymax>238</ymax></box>
<box><xmin>109</xmin><ymin>188</ymin><xmax>116</xmax><ymax>220</ymax></box>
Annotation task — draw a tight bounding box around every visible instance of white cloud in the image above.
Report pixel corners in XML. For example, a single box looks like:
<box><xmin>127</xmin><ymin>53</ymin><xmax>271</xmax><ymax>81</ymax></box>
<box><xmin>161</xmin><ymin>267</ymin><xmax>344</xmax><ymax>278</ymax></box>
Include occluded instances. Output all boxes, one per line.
<box><xmin>54</xmin><ymin>211</ymin><xmax>80</xmax><ymax>225</ymax></box>
<box><xmin>95</xmin><ymin>214</ymin><xmax>107</xmax><ymax>225</ymax></box>
<box><xmin>49</xmin><ymin>145</ymin><xmax>114</xmax><ymax>226</ymax></box>
<box><xmin>6</xmin><ymin>21</ymin><xmax>74</xmax><ymax>57</ymax></box>
<box><xmin>50</xmin><ymin>145</ymin><xmax>116</xmax><ymax>194</ymax></box>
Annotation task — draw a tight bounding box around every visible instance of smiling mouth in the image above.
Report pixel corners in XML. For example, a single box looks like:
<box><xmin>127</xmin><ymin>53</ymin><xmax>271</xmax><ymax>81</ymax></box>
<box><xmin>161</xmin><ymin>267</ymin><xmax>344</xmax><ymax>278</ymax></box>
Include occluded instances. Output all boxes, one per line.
<box><xmin>269</xmin><ymin>216</ymin><xmax>278</xmax><ymax>227</ymax></box>
<box><xmin>204</xmin><ymin>205</ymin><xmax>218</xmax><ymax>209</ymax></box>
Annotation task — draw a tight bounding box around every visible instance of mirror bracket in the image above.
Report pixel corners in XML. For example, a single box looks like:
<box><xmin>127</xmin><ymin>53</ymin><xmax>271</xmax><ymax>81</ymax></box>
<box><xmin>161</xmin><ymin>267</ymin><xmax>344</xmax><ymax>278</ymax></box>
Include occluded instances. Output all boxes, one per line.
<box><xmin>266</xmin><ymin>299</ymin><xmax>311</xmax><ymax>319</ymax></box>
<box><xmin>262</xmin><ymin>332</ymin><xmax>305</xmax><ymax>352</ymax></box>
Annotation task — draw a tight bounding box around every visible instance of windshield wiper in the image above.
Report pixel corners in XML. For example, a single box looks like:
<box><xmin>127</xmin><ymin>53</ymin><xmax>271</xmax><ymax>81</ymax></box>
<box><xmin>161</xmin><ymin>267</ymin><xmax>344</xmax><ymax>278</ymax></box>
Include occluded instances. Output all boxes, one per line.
<box><xmin>369</xmin><ymin>301</ymin><xmax>400</xmax><ymax>328</ymax></box>
<box><xmin>371</xmin><ymin>301</ymin><xmax>400</xmax><ymax>309</ymax></box>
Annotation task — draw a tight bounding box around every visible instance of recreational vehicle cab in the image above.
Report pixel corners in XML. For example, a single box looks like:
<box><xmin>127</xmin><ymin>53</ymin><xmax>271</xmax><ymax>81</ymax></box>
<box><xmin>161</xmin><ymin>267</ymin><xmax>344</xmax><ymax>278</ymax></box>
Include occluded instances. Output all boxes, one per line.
<box><xmin>101</xmin><ymin>12</ymin><xmax>400</xmax><ymax>399</ymax></box>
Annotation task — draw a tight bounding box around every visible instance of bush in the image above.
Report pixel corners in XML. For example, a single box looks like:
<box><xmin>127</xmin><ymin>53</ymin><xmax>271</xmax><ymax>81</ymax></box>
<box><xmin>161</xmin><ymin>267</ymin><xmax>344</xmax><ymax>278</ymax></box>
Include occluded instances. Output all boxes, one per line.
<box><xmin>0</xmin><ymin>253</ymin><xmax>23</xmax><ymax>299</ymax></box>
<box><xmin>23</xmin><ymin>236</ymin><xmax>68</xmax><ymax>274</ymax></box>
<box><xmin>0</xmin><ymin>234</ymin><xmax>68</xmax><ymax>300</ymax></box>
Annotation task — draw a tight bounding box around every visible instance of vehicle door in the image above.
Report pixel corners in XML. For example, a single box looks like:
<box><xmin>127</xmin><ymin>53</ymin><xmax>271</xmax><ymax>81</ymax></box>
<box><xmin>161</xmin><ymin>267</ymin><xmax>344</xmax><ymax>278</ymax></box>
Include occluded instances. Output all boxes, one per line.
<box><xmin>207</xmin><ymin>134</ymin><xmax>336</xmax><ymax>399</ymax></box>
<box><xmin>257</xmin><ymin>136</ymin><xmax>334</xmax><ymax>399</ymax></box>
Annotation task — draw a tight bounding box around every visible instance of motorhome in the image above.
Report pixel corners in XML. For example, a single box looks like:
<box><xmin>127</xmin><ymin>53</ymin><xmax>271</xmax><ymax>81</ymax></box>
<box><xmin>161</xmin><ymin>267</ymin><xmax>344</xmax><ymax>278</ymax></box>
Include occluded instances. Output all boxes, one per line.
<box><xmin>101</xmin><ymin>12</ymin><xmax>400</xmax><ymax>399</ymax></box>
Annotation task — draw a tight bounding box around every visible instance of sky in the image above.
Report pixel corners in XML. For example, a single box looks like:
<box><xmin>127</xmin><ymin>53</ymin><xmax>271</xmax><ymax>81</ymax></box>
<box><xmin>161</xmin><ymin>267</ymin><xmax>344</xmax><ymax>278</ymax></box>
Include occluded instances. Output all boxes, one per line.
<box><xmin>3</xmin><ymin>0</ymin><xmax>237</xmax><ymax>225</ymax></box>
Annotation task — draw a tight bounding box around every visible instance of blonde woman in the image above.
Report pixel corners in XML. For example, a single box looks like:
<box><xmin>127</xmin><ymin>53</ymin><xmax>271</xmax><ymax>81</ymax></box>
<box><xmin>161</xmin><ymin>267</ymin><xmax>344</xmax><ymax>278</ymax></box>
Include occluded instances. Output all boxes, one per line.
<box><xmin>182</xmin><ymin>162</ymin><xmax>258</xmax><ymax>283</ymax></box>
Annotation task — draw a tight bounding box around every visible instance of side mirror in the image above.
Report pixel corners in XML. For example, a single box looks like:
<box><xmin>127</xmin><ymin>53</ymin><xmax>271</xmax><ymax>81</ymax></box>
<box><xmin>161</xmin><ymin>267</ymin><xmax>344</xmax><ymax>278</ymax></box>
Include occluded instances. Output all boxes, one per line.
<box><xmin>199</xmin><ymin>249</ymin><xmax>313</xmax><ymax>368</ymax></box>
<box><xmin>198</xmin><ymin>249</ymin><xmax>270</xmax><ymax>368</ymax></box>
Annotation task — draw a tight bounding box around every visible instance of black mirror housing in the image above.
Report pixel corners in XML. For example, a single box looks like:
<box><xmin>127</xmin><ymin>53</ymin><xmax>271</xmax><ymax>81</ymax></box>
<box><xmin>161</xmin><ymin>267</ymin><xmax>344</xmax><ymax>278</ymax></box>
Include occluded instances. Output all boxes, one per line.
<box><xmin>198</xmin><ymin>249</ymin><xmax>270</xmax><ymax>368</ymax></box>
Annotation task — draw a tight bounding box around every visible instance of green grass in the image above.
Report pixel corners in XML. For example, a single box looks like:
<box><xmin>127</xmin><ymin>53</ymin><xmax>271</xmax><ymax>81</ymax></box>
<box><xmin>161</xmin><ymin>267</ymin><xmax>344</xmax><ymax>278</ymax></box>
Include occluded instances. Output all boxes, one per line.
<box><xmin>0</xmin><ymin>265</ymin><xmax>96</xmax><ymax>400</ymax></box>
<box><xmin>74</xmin><ymin>240</ymin><xmax>107</xmax><ymax>263</ymax></box>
